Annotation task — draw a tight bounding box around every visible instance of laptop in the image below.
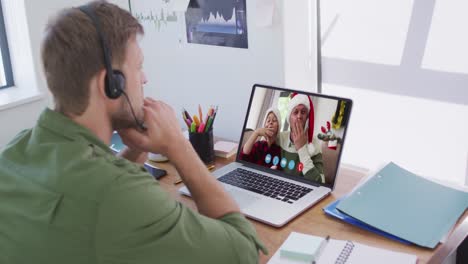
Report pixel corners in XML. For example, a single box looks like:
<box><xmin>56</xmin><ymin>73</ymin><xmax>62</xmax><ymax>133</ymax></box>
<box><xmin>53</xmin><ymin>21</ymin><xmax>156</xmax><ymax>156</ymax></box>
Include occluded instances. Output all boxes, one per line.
<box><xmin>179</xmin><ymin>84</ymin><xmax>352</xmax><ymax>227</ymax></box>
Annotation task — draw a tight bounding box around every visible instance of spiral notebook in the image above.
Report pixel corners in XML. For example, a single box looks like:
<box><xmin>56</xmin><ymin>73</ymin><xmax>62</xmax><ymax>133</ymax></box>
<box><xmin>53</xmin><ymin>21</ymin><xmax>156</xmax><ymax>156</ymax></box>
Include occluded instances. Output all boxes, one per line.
<box><xmin>314</xmin><ymin>239</ymin><xmax>417</xmax><ymax>264</ymax></box>
<box><xmin>268</xmin><ymin>234</ymin><xmax>417</xmax><ymax>264</ymax></box>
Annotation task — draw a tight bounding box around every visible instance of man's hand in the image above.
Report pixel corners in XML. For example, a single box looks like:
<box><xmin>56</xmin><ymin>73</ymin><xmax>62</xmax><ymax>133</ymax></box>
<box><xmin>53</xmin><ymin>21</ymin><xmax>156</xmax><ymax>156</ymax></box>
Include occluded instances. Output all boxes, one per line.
<box><xmin>116</xmin><ymin>98</ymin><xmax>185</xmax><ymax>159</ymax></box>
<box><xmin>117</xmin><ymin>98</ymin><xmax>241</xmax><ymax>219</ymax></box>
<box><xmin>291</xmin><ymin>120</ymin><xmax>307</xmax><ymax>150</ymax></box>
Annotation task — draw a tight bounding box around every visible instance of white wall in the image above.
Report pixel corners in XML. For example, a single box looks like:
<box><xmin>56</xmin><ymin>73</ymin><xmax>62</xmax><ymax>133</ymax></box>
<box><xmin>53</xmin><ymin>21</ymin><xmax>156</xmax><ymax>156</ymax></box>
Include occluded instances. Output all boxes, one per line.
<box><xmin>321</xmin><ymin>0</ymin><xmax>468</xmax><ymax>185</ymax></box>
<box><xmin>0</xmin><ymin>100</ymin><xmax>47</xmax><ymax>145</ymax></box>
<box><xmin>283</xmin><ymin>0</ymin><xmax>318</xmax><ymax>92</ymax></box>
<box><xmin>0</xmin><ymin>0</ymin><xmax>128</xmax><ymax>147</ymax></box>
<box><xmin>133</xmin><ymin>0</ymin><xmax>285</xmax><ymax>142</ymax></box>
<box><xmin>132</xmin><ymin>0</ymin><xmax>319</xmax><ymax>142</ymax></box>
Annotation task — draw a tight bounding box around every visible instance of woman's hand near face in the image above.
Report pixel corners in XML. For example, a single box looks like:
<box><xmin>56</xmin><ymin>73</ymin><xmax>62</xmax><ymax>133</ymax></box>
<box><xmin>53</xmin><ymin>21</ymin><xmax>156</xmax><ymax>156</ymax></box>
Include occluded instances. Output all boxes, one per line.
<box><xmin>255</xmin><ymin>127</ymin><xmax>275</xmax><ymax>138</ymax></box>
<box><xmin>255</xmin><ymin>127</ymin><xmax>277</xmax><ymax>146</ymax></box>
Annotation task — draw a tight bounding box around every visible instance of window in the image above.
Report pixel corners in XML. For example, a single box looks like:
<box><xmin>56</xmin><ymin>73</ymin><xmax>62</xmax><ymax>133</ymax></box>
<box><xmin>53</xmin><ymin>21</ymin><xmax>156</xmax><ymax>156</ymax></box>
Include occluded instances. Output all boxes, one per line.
<box><xmin>277</xmin><ymin>92</ymin><xmax>291</xmax><ymax>131</ymax></box>
<box><xmin>0</xmin><ymin>0</ymin><xmax>43</xmax><ymax>111</ymax></box>
<box><xmin>0</xmin><ymin>1</ymin><xmax>13</xmax><ymax>89</ymax></box>
<box><xmin>320</xmin><ymin>0</ymin><xmax>468</xmax><ymax>185</ymax></box>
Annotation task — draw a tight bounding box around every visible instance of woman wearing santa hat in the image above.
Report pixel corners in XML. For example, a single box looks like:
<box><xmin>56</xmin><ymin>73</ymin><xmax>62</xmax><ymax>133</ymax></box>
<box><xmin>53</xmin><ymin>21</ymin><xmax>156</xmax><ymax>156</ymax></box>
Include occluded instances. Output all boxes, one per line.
<box><xmin>240</xmin><ymin>107</ymin><xmax>282</xmax><ymax>170</ymax></box>
<box><xmin>278</xmin><ymin>93</ymin><xmax>324</xmax><ymax>183</ymax></box>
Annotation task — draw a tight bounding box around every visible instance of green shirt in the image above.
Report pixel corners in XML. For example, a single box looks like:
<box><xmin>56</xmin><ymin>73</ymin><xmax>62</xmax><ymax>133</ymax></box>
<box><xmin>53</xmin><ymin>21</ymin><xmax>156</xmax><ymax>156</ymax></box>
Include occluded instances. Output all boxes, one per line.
<box><xmin>0</xmin><ymin>108</ymin><xmax>266</xmax><ymax>264</ymax></box>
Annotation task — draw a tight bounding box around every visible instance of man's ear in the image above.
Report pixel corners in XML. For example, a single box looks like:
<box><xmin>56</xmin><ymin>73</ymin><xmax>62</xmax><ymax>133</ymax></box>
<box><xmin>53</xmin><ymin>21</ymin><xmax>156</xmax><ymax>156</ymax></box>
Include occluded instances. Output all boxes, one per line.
<box><xmin>95</xmin><ymin>69</ymin><xmax>108</xmax><ymax>99</ymax></box>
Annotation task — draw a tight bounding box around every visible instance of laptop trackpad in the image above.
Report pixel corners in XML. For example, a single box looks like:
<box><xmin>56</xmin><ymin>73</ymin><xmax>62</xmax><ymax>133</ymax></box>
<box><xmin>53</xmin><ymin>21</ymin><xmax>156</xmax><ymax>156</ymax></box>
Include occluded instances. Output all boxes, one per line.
<box><xmin>226</xmin><ymin>187</ymin><xmax>259</xmax><ymax>209</ymax></box>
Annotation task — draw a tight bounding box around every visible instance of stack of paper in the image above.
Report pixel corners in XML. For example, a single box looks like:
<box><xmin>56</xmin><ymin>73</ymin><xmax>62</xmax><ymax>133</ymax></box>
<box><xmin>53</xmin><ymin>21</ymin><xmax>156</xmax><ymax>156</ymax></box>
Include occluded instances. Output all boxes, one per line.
<box><xmin>214</xmin><ymin>141</ymin><xmax>238</xmax><ymax>158</ymax></box>
<box><xmin>325</xmin><ymin>162</ymin><xmax>468</xmax><ymax>248</ymax></box>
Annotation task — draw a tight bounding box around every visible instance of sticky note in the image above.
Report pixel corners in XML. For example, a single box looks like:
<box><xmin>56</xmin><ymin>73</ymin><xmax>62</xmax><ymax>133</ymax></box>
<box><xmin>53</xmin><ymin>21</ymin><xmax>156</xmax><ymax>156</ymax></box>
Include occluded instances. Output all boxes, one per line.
<box><xmin>280</xmin><ymin>232</ymin><xmax>324</xmax><ymax>262</ymax></box>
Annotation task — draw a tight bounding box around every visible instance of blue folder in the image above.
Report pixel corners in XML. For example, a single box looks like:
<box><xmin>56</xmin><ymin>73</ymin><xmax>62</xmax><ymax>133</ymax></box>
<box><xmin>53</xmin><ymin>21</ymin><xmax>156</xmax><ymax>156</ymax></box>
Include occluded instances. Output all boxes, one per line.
<box><xmin>323</xmin><ymin>199</ymin><xmax>411</xmax><ymax>245</ymax></box>
<box><xmin>336</xmin><ymin>162</ymin><xmax>468</xmax><ymax>248</ymax></box>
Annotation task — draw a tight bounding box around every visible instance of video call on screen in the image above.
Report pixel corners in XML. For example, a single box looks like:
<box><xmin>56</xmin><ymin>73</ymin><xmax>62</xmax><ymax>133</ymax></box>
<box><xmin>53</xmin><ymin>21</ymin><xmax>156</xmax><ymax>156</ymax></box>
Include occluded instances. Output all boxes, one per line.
<box><xmin>238</xmin><ymin>86</ymin><xmax>351</xmax><ymax>187</ymax></box>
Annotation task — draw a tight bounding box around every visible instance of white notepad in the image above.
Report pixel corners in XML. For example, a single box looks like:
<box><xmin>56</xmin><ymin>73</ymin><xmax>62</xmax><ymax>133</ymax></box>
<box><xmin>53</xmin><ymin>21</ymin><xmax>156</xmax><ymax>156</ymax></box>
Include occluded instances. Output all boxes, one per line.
<box><xmin>316</xmin><ymin>239</ymin><xmax>417</xmax><ymax>264</ymax></box>
<box><xmin>268</xmin><ymin>235</ymin><xmax>417</xmax><ymax>264</ymax></box>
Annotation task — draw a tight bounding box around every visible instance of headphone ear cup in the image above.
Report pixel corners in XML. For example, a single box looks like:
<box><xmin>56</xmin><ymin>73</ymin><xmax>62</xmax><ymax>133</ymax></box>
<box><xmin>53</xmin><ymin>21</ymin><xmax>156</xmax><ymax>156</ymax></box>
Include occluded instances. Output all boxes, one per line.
<box><xmin>104</xmin><ymin>70</ymin><xmax>125</xmax><ymax>99</ymax></box>
<box><xmin>112</xmin><ymin>70</ymin><xmax>126</xmax><ymax>91</ymax></box>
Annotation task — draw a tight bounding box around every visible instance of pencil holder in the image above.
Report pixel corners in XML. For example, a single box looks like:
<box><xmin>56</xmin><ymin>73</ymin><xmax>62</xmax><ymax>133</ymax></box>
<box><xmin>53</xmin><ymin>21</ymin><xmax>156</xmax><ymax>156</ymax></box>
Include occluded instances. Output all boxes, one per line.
<box><xmin>189</xmin><ymin>129</ymin><xmax>215</xmax><ymax>165</ymax></box>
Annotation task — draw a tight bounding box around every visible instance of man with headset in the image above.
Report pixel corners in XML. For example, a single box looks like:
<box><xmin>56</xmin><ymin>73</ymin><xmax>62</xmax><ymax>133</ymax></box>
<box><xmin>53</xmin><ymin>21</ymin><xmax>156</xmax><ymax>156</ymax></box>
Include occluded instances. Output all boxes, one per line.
<box><xmin>0</xmin><ymin>1</ymin><xmax>265</xmax><ymax>263</ymax></box>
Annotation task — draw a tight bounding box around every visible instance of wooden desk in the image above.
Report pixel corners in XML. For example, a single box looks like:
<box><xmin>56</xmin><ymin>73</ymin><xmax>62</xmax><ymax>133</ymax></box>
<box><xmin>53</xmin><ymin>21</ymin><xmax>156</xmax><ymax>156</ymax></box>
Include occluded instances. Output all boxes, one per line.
<box><xmin>150</xmin><ymin>158</ymin><xmax>468</xmax><ymax>264</ymax></box>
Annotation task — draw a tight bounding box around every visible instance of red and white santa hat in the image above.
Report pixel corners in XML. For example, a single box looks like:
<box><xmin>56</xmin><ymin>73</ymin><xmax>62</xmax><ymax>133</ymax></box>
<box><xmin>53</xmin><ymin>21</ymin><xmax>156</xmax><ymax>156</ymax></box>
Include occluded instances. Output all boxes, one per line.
<box><xmin>287</xmin><ymin>93</ymin><xmax>317</xmax><ymax>154</ymax></box>
<box><xmin>261</xmin><ymin>107</ymin><xmax>281</xmax><ymax>142</ymax></box>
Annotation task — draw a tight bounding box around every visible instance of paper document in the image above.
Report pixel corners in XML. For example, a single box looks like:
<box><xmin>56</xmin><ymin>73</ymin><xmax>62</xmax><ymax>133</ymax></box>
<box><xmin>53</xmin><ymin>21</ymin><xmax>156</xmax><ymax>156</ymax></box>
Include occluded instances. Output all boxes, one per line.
<box><xmin>256</xmin><ymin>0</ymin><xmax>275</xmax><ymax>27</ymax></box>
<box><xmin>171</xmin><ymin>0</ymin><xmax>190</xmax><ymax>12</ymax></box>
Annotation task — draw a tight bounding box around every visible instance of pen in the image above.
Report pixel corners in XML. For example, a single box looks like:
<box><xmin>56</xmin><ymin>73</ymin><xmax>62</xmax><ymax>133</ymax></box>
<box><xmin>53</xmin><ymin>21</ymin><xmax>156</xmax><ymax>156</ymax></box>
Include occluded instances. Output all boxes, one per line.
<box><xmin>198</xmin><ymin>104</ymin><xmax>203</xmax><ymax>123</ymax></box>
<box><xmin>198</xmin><ymin>122</ymin><xmax>205</xmax><ymax>133</ymax></box>
<box><xmin>182</xmin><ymin>111</ymin><xmax>191</xmax><ymax>128</ymax></box>
<box><xmin>205</xmin><ymin>106</ymin><xmax>213</xmax><ymax>124</ymax></box>
<box><xmin>312</xmin><ymin>235</ymin><xmax>330</xmax><ymax>264</ymax></box>
<box><xmin>208</xmin><ymin>106</ymin><xmax>214</xmax><ymax>117</ymax></box>
<box><xmin>211</xmin><ymin>106</ymin><xmax>219</xmax><ymax>126</ymax></box>
<box><xmin>184</xmin><ymin>118</ymin><xmax>191</xmax><ymax>129</ymax></box>
<box><xmin>183</xmin><ymin>108</ymin><xmax>193</xmax><ymax>123</ymax></box>
<box><xmin>174</xmin><ymin>164</ymin><xmax>215</xmax><ymax>184</ymax></box>
<box><xmin>174</xmin><ymin>176</ymin><xmax>183</xmax><ymax>184</ymax></box>
<box><xmin>193</xmin><ymin>115</ymin><xmax>200</xmax><ymax>127</ymax></box>
<box><xmin>204</xmin><ymin>114</ymin><xmax>210</xmax><ymax>126</ymax></box>
<box><xmin>205</xmin><ymin>116</ymin><xmax>213</xmax><ymax>132</ymax></box>
<box><xmin>190</xmin><ymin>122</ymin><xmax>196</xmax><ymax>133</ymax></box>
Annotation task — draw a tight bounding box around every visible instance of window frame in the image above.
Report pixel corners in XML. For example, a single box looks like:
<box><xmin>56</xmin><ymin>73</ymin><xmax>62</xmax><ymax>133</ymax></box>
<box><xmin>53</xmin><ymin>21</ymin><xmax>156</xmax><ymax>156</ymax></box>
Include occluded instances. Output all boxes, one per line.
<box><xmin>0</xmin><ymin>1</ymin><xmax>14</xmax><ymax>89</ymax></box>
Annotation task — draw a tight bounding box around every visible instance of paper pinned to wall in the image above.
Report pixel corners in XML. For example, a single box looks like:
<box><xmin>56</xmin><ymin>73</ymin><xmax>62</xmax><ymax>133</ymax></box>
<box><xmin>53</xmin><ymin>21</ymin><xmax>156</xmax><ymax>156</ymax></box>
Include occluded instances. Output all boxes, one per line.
<box><xmin>171</xmin><ymin>0</ymin><xmax>190</xmax><ymax>12</ymax></box>
<box><xmin>256</xmin><ymin>0</ymin><xmax>275</xmax><ymax>27</ymax></box>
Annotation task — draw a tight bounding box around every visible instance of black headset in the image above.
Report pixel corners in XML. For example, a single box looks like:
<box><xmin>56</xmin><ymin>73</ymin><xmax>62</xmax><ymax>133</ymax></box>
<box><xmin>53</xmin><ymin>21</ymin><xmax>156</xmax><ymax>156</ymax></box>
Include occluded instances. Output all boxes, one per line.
<box><xmin>79</xmin><ymin>5</ymin><xmax>124</xmax><ymax>99</ymax></box>
<box><xmin>78</xmin><ymin>5</ymin><xmax>145</xmax><ymax>129</ymax></box>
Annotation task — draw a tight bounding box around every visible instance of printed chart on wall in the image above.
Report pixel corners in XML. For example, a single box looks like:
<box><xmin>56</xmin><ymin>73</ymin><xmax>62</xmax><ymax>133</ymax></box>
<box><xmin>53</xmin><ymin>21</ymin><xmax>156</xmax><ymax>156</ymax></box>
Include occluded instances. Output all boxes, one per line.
<box><xmin>185</xmin><ymin>0</ymin><xmax>248</xmax><ymax>48</ymax></box>
<box><xmin>129</xmin><ymin>0</ymin><xmax>186</xmax><ymax>44</ymax></box>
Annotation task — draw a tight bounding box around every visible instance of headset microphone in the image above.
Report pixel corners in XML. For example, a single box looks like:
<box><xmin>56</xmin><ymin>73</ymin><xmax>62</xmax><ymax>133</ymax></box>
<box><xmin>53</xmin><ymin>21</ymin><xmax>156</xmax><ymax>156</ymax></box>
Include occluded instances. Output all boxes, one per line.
<box><xmin>121</xmin><ymin>90</ymin><xmax>146</xmax><ymax>131</ymax></box>
<box><xmin>78</xmin><ymin>5</ymin><xmax>146</xmax><ymax>131</ymax></box>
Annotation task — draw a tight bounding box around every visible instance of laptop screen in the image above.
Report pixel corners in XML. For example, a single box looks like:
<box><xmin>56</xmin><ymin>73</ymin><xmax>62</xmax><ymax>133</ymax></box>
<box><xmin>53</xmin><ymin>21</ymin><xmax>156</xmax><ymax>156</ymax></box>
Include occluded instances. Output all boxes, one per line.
<box><xmin>237</xmin><ymin>85</ymin><xmax>352</xmax><ymax>188</ymax></box>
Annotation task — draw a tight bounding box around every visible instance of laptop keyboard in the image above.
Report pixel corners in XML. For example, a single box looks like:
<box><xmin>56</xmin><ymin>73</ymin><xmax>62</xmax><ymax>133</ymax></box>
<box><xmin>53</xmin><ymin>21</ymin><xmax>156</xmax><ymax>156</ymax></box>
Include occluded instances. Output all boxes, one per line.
<box><xmin>218</xmin><ymin>168</ymin><xmax>313</xmax><ymax>204</ymax></box>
